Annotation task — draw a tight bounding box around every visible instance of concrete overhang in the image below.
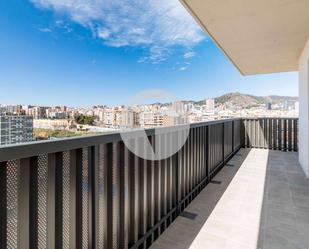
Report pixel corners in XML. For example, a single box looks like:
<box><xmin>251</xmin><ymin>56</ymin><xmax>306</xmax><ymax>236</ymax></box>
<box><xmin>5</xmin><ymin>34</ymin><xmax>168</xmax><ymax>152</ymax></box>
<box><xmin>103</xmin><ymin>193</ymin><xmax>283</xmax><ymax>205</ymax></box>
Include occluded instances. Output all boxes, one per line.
<box><xmin>180</xmin><ymin>0</ymin><xmax>309</xmax><ymax>75</ymax></box>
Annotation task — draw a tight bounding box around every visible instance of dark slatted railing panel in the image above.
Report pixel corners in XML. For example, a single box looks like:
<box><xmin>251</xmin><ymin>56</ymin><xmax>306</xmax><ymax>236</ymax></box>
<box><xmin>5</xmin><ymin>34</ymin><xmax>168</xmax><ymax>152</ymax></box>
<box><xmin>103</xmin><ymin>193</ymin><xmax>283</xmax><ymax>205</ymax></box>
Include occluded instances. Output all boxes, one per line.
<box><xmin>234</xmin><ymin>119</ymin><xmax>243</xmax><ymax>150</ymax></box>
<box><xmin>128</xmin><ymin>140</ymin><xmax>139</xmax><ymax>248</ymax></box>
<box><xmin>146</xmin><ymin>137</ymin><xmax>154</xmax><ymax>247</ymax></box>
<box><xmin>224</xmin><ymin>121</ymin><xmax>233</xmax><ymax>158</ymax></box>
<box><xmin>243</xmin><ymin>118</ymin><xmax>298</xmax><ymax>151</ymax></box>
<box><xmin>111</xmin><ymin>144</ymin><xmax>119</xmax><ymax>249</ymax></box>
<box><xmin>0</xmin><ymin>118</ymin><xmax>250</xmax><ymax>249</ymax></box>
<box><xmin>288</xmin><ymin>119</ymin><xmax>292</xmax><ymax>151</ymax></box>
<box><xmin>293</xmin><ymin>119</ymin><xmax>298</xmax><ymax>151</ymax></box>
<box><xmin>208</xmin><ymin>123</ymin><xmax>224</xmax><ymax>173</ymax></box>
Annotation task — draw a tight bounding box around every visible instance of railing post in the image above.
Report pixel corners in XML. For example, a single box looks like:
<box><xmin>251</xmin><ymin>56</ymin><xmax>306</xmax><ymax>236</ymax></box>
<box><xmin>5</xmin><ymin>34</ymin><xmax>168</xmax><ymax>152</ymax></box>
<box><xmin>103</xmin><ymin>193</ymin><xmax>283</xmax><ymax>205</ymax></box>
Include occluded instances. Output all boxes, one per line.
<box><xmin>29</xmin><ymin>157</ymin><xmax>39</xmax><ymax>249</ymax></box>
<box><xmin>17</xmin><ymin>158</ymin><xmax>31</xmax><ymax>249</ymax></box>
<box><xmin>222</xmin><ymin>122</ymin><xmax>225</xmax><ymax>164</ymax></box>
<box><xmin>87</xmin><ymin>145</ymin><xmax>100</xmax><ymax>248</ymax></box>
<box><xmin>118</xmin><ymin>142</ymin><xmax>129</xmax><ymax>249</ymax></box>
<box><xmin>0</xmin><ymin>162</ymin><xmax>7</xmax><ymax>249</ymax></box>
<box><xmin>278</xmin><ymin>119</ymin><xmax>282</xmax><ymax>150</ymax></box>
<box><xmin>288</xmin><ymin>119</ymin><xmax>292</xmax><ymax>151</ymax></box>
<box><xmin>90</xmin><ymin>146</ymin><xmax>99</xmax><ymax>249</ymax></box>
<box><xmin>69</xmin><ymin>149</ymin><xmax>82</xmax><ymax>249</ymax></box>
<box><xmin>47</xmin><ymin>153</ymin><xmax>61</xmax><ymax>249</ymax></box>
<box><xmin>113</xmin><ymin>142</ymin><xmax>122</xmax><ymax>249</ymax></box>
<box><xmin>106</xmin><ymin>143</ymin><xmax>113</xmax><ymax>249</ymax></box>
<box><xmin>294</xmin><ymin>119</ymin><xmax>298</xmax><ymax>151</ymax></box>
<box><xmin>147</xmin><ymin>136</ymin><xmax>155</xmax><ymax>245</ymax></box>
<box><xmin>283</xmin><ymin>119</ymin><xmax>288</xmax><ymax>151</ymax></box>
<box><xmin>206</xmin><ymin>125</ymin><xmax>210</xmax><ymax>183</ymax></box>
<box><xmin>269</xmin><ymin>118</ymin><xmax>273</xmax><ymax>150</ymax></box>
<box><xmin>176</xmin><ymin>131</ymin><xmax>181</xmax><ymax>214</ymax></box>
<box><xmin>232</xmin><ymin>121</ymin><xmax>235</xmax><ymax>153</ymax></box>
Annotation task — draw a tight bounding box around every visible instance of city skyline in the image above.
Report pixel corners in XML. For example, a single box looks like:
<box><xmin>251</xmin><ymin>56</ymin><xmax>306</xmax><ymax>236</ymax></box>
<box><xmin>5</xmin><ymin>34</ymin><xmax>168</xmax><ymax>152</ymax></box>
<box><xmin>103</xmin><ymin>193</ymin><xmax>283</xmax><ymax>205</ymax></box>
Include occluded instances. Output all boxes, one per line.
<box><xmin>0</xmin><ymin>0</ymin><xmax>298</xmax><ymax>106</ymax></box>
<box><xmin>0</xmin><ymin>94</ymin><xmax>299</xmax><ymax>144</ymax></box>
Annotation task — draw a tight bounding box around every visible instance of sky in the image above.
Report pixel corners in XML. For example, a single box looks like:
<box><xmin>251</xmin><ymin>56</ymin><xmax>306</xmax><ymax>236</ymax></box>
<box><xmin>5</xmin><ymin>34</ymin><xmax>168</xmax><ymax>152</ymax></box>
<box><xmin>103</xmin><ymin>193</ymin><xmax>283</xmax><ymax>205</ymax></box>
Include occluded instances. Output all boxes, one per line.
<box><xmin>0</xmin><ymin>0</ymin><xmax>298</xmax><ymax>107</ymax></box>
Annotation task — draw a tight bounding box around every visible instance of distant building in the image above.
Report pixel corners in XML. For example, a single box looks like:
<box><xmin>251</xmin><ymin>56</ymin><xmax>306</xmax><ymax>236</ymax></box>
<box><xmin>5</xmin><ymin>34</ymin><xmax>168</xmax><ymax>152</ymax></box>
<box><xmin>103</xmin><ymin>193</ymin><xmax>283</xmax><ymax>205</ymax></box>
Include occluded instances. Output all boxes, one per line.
<box><xmin>0</xmin><ymin>115</ymin><xmax>33</xmax><ymax>145</ymax></box>
<box><xmin>0</xmin><ymin>105</ymin><xmax>24</xmax><ymax>115</ymax></box>
<box><xmin>283</xmin><ymin>100</ymin><xmax>289</xmax><ymax>111</ymax></box>
<box><xmin>266</xmin><ymin>102</ymin><xmax>272</xmax><ymax>110</ymax></box>
<box><xmin>46</xmin><ymin>109</ymin><xmax>69</xmax><ymax>119</ymax></box>
<box><xmin>172</xmin><ymin>101</ymin><xmax>185</xmax><ymax>114</ymax></box>
<box><xmin>294</xmin><ymin>101</ymin><xmax>299</xmax><ymax>112</ymax></box>
<box><xmin>139</xmin><ymin>112</ymin><xmax>164</xmax><ymax>128</ymax></box>
<box><xmin>104</xmin><ymin>109</ymin><xmax>113</xmax><ymax>127</ymax></box>
<box><xmin>114</xmin><ymin>109</ymin><xmax>134</xmax><ymax>128</ymax></box>
<box><xmin>27</xmin><ymin>106</ymin><xmax>49</xmax><ymax>119</ymax></box>
<box><xmin>184</xmin><ymin>103</ymin><xmax>194</xmax><ymax>112</ymax></box>
<box><xmin>206</xmin><ymin>99</ymin><xmax>215</xmax><ymax>110</ymax></box>
<box><xmin>162</xmin><ymin>113</ymin><xmax>187</xmax><ymax>126</ymax></box>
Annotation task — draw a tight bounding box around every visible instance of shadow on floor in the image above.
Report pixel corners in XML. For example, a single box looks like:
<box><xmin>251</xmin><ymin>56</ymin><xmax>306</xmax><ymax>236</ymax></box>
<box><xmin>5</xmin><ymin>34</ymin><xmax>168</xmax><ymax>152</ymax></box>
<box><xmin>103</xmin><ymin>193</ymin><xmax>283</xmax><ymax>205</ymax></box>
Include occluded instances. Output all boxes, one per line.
<box><xmin>258</xmin><ymin>150</ymin><xmax>309</xmax><ymax>249</ymax></box>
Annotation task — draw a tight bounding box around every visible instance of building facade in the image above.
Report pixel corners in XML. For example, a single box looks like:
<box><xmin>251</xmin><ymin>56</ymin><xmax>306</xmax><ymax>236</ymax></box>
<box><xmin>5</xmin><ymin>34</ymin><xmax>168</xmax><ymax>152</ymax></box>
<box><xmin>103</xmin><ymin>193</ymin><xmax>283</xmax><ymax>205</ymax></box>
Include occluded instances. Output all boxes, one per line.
<box><xmin>0</xmin><ymin>115</ymin><xmax>33</xmax><ymax>145</ymax></box>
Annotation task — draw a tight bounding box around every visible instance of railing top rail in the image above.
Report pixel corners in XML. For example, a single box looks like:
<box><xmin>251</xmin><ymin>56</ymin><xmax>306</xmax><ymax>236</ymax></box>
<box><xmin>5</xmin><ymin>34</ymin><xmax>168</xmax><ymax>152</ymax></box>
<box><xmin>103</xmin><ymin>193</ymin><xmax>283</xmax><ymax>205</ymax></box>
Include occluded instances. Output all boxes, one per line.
<box><xmin>0</xmin><ymin>118</ymin><xmax>241</xmax><ymax>162</ymax></box>
<box><xmin>242</xmin><ymin>117</ymin><xmax>298</xmax><ymax>120</ymax></box>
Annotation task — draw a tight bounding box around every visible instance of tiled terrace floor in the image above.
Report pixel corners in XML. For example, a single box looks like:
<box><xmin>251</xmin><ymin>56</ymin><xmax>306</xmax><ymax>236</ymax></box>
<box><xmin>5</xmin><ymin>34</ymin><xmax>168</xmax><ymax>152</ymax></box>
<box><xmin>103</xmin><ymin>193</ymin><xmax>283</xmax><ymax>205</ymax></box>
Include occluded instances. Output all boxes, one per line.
<box><xmin>150</xmin><ymin>148</ymin><xmax>309</xmax><ymax>249</ymax></box>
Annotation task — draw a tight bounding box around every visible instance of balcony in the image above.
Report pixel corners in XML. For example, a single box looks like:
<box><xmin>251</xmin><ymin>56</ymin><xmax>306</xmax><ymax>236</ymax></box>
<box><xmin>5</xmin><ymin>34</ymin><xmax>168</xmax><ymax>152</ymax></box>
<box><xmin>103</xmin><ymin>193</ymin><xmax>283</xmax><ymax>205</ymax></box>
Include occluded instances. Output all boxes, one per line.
<box><xmin>1</xmin><ymin>117</ymin><xmax>307</xmax><ymax>249</ymax></box>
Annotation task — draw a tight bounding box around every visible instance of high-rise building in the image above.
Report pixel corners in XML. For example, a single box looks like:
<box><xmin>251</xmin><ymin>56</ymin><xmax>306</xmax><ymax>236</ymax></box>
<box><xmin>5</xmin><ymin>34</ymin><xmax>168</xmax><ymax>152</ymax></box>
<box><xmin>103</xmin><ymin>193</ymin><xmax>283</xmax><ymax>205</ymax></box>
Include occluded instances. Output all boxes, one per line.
<box><xmin>27</xmin><ymin>106</ymin><xmax>48</xmax><ymax>119</ymax></box>
<box><xmin>0</xmin><ymin>115</ymin><xmax>33</xmax><ymax>145</ymax></box>
<box><xmin>184</xmin><ymin>103</ymin><xmax>194</xmax><ymax>112</ymax></box>
<box><xmin>139</xmin><ymin>112</ymin><xmax>164</xmax><ymax>128</ymax></box>
<box><xmin>172</xmin><ymin>101</ymin><xmax>185</xmax><ymax>114</ymax></box>
<box><xmin>103</xmin><ymin>109</ymin><xmax>115</xmax><ymax>127</ymax></box>
<box><xmin>205</xmin><ymin>99</ymin><xmax>215</xmax><ymax>110</ymax></box>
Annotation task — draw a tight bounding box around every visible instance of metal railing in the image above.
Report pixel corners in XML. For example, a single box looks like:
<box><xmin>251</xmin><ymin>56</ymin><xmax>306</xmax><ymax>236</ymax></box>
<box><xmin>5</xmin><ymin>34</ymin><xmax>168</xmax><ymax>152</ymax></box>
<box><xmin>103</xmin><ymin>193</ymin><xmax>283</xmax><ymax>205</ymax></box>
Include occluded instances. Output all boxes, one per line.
<box><xmin>243</xmin><ymin>118</ymin><xmax>298</xmax><ymax>151</ymax></box>
<box><xmin>0</xmin><ymin>118</ymin><xmax>244</xmax><ymax>249</ymax></box>
<box><xmin>0</xmin><ymin>117</ymin><xmax>299</xmax><ymax>249</ymax></box>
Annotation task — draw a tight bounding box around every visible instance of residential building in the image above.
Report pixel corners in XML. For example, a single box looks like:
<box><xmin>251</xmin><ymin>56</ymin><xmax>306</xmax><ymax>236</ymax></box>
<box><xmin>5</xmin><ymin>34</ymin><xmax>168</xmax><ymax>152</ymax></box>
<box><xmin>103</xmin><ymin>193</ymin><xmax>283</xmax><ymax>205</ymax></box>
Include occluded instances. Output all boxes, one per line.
<box><xmin>0</xmin><ymin>115</ymin><xmax>33</xmax><ymax>145</ymax></box>
<box><xmin>205</xmin><ymin>98</ymin><xmax>215</xmax><ymax>110</ymax></box>
<box><xmin>27</xmin><ymin>106</ymin><xmax>48</xmax><ymax>119</ymax></box>
<box><xmin>139</xmin><ymin>111</ymin><xmax>164</xmax><ymax>128</ymax></box>
<box><xmin>172</xmin><ymin>101</ymin><xmax>185</xmax><ymax>114</ymax></box>
<box><xmin>103</xmin><ymin>108</ymin><xmax>115</xmax><ymax>127</ymax></box>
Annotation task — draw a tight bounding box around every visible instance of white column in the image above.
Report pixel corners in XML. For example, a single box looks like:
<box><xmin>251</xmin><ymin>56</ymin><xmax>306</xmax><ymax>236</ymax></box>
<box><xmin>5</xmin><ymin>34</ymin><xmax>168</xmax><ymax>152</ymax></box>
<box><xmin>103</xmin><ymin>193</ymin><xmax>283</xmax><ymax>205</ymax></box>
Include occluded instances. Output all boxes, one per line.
<box><xmin>299</xmin><ymin>38</ymin><xmax>309</xmax><ymax>178</ymax></box>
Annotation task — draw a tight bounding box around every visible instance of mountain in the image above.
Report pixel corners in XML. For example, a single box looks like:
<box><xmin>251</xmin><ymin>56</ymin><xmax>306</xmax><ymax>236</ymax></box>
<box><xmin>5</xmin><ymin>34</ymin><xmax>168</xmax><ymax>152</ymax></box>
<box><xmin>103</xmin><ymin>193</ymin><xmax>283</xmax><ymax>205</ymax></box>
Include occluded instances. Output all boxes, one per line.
<box><xmin>195</xmin><ymin>92</ymin><xmax>298</xmax><ymax>108</ymax></box>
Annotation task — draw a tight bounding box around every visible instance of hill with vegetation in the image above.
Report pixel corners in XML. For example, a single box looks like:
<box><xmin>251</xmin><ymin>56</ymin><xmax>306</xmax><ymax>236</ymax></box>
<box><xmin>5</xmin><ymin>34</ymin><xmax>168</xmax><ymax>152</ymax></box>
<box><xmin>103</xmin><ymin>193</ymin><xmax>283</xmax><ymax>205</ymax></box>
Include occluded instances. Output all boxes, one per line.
<box><xmin>195</xmin><ymin>92</ymin><xmax>298</xmax><ymax>108</ymax></box>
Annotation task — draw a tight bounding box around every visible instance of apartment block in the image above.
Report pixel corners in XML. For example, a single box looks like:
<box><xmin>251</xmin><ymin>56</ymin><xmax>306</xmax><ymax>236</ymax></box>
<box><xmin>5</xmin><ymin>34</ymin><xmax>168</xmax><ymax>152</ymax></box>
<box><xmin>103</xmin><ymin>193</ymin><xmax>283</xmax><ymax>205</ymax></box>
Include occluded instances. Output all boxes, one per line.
<box><xmin>0</xmin><ymin>115</ymin><xmax>33</xmax><ymax>145</ymax></box>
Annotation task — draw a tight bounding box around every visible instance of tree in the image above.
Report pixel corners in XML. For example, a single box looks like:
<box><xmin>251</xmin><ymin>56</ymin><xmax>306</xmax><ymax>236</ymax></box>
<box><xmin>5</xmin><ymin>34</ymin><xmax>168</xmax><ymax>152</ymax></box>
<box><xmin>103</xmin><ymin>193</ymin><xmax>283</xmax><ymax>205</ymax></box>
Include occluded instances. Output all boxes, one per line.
<box><xmin>74</xmin><ymin>114</ymin><xmax>95</xmax><ymax>125</ymax></box>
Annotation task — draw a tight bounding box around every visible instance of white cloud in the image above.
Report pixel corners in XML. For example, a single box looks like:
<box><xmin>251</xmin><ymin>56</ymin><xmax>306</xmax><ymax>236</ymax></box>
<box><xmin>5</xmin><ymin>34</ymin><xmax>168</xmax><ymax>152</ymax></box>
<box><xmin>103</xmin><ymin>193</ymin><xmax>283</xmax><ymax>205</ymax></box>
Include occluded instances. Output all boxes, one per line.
<box><xmin>30</xmin><ymin>0</ymin><xmax>205</xmax><ymax>63</ymax></box>
<box><xmin>37</xmin><ymin>27</ymin><xmax>52</xmax><ymax>33</ymax></box>
<box><xmin>179</xmin><ymin>66</ymin><xmax>188</xmax><ymax>71</ymax></box>
<box><xmin>179</xmin><ymin>62</ymin><xmax>191</xmax><ymax>71</ymax></box>
<box><xmin>184</xmin><ymin>51</ymin><xmax>196</xmax><ymax>59</ymax></box>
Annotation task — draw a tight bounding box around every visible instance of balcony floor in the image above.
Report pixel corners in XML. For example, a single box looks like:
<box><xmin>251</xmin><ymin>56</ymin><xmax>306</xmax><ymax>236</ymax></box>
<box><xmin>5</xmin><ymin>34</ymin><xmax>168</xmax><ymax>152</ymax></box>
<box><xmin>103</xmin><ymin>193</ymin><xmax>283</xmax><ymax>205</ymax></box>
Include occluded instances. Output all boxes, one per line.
<box><xmin>150</xmin><ymin>148</ymin><xmax>309</xmax><ymax>249</ymax></box>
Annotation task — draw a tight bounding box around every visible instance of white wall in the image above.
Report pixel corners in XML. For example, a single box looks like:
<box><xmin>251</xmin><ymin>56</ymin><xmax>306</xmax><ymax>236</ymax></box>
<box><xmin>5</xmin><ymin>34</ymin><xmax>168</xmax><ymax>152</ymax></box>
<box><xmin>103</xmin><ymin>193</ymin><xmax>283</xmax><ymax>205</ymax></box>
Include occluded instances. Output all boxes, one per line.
<box><xmin>299</xmin><ymin>38</ymin><xmax>309</xmax><ymax>178</ymax></box>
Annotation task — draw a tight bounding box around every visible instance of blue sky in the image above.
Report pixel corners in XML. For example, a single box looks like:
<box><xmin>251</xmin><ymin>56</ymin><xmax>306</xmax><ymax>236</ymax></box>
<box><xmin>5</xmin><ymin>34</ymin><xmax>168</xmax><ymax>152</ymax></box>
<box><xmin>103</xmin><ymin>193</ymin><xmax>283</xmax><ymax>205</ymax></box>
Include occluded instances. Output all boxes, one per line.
<box><xmin>0</xmin><ymin>0</ymin><xmax>298</xmax><ymax>107</ymax></box>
